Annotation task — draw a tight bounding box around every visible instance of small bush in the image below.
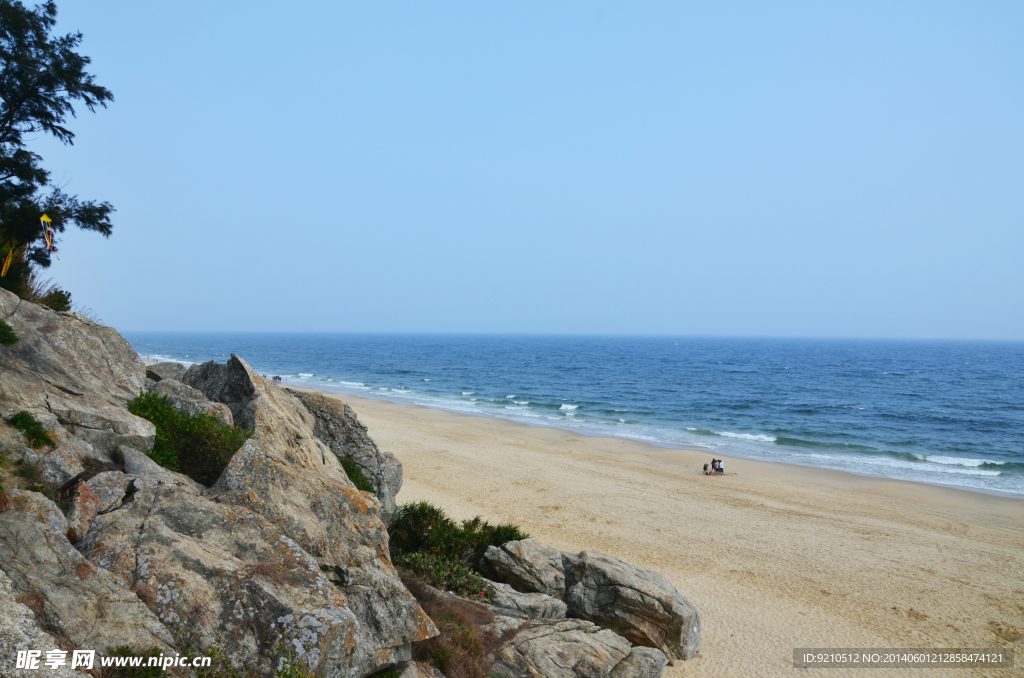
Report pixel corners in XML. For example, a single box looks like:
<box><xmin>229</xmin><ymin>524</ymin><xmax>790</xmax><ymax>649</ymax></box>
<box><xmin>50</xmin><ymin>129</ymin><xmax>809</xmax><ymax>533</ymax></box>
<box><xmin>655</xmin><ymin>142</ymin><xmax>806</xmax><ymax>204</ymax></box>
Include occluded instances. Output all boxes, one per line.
<box><xmin>41</xmin><ymin>288</ymin><xmax>71</xmax><ymax>312</ymax></box>
<box><xmin>401</xmin><ymin>574</ymin><xmax>507</xmax><ymax>678</ymax></box>
<box><xmin>0</xmin><ymin>480</ymin><xmax>10</xmax><ymax>513</ymax></box>
<box><xmin>127</xmin><ymin>392</ymin><xmax>252</xmax><ymax>487</ymax></box>
<box><xmin>340</xmin><ymin>456</ymin><xmax>375</xmax><ymax>493</ymax></box>
<box><xmin>7</xmin><ymin>411</ymin><xmax>55</xmax><ymax>448</ymax></box>
<box><xmin>389</xmin><ymin>501</ymin><xmax>528</xmax><ymax>566</ymax></box>
<box><xmin>0</xmin><ymin>320</ymin><xmax>17</xmax><ymax>346</ymax></box>
<box><xmin>396</xmin><ymin>552</ymin><xmax>493</xmax><ymax>600</ymax></box>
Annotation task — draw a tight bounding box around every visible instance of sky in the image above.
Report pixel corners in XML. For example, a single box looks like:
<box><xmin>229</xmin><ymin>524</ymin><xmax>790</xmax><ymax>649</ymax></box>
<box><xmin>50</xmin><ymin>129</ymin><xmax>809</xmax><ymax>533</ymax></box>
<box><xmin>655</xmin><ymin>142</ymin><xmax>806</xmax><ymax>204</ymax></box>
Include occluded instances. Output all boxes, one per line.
<box><xmin>33</xmin><ymin>1</ymin><xmax>1024</xmax><ymax>338</ymax></box>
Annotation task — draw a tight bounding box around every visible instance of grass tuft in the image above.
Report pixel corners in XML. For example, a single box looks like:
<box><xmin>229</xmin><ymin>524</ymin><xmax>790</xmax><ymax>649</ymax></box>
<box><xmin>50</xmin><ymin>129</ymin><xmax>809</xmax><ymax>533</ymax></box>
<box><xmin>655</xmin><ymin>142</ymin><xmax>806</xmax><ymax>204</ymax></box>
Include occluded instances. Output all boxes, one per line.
<box><xmin>7</xmin><ymin>411</ymin><xmax>55</xmax><ymax>448</ymax></box>
<box><xmin>0</xmin><ymin>320</ymin><xmax>17</xmax><ymax>346</ymax></box>
<box><xmin>127</xmin><ymin>391</ymin><xmax>252</xmax><ymax>487</ymax></box>
<box><xmin>340</xmin><ymin>456</ymin><xmax>375</xmax><ymax>493</ymax></box>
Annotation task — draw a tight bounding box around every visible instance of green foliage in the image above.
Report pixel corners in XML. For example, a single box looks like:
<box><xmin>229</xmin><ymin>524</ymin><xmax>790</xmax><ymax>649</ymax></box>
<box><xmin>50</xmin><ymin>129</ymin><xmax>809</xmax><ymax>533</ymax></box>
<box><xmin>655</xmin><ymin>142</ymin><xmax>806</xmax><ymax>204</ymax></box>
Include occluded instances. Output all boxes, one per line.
<box><xmin>340</xmin><ymin>456</ymin><xmax>375</xmax><ymax>493</ymax></box>
<box><xmin>0</xmin><ymin>0</ymin><xmax>114</xmax><ymax>295</ymax></box>
<box><xmin>396</xmin><ymin>552</ymin><xmax>493</xmax><ymax>600</ymax></box>
<box><xmin>127</xmin><ymin>391</ymin><xmax>251</xmax><ymax>487</ymax></box>
<box><xmin>7</xmin><ymin>410</ymin><xmax>55</xmax><ymax>448</ymax></box>
<box><xmin>40</xmin><ymin>286</ymin><xmax>70</xmax><ymax>311</ymax></box>
<box><xmin>390</xmin><ymin>501</ymin><xmax>529</xmax><ymax>566</ymax></box>
<box><xmin>0</xmin><ymin>319</ymin><xmax>16</xmax><ymax>345</ymax></box>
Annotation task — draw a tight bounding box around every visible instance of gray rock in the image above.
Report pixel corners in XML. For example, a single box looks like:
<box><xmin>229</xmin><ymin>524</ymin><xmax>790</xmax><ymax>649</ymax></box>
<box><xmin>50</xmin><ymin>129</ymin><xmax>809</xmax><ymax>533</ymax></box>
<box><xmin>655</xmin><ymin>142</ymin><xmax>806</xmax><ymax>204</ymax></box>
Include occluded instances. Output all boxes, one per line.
<box><xmin>486</xmin><ymin>579</ymin><xmax>567</xmax><ymax>620</ymax></box>
<box><xmin>192</xmin><ymin>355</ymin><xmax>437</xmax><ymax>676</ymax></box>
<box><xmin>564</xmin><ymin>551</ymin><xmax>700</xmax><ymax>661</ymax></box>
<box><xmin>483</xmin><ymin>538</ymin><xmax>566</xmax><ymax>598</ymax></box>
<box><xmin>611</xmin><ymin>647</ymin><xmax>670</xmax><ymax>678</ymax></box>
<box><xmin>0</xmin><ymin>290</ymin><xmax>153</xmax><ymax>456</ymax></box>
<box><xmin>83</xmin><ymin>471</ymin><xmax>134</xmax><ymax>514</ymax></box>
<box><xmin>77</xmin><ymin>474</ymin><xmax>367</xmax><ymax>677</ymax></box>
<box><xmin>148</xmin><ymin>378</ymin><xmax>234</xmax><ymax>426</ymax></box>
<box><xmin>0</xmin><ymin>569</ymin><xmax>80</xmax><ymax>678</ymax></box>
<box><xmin>396</xmin><ymin>661</ymin><xmax>444</xmax><ymax>677</ymax></box>
<box><xmin>290</xmin><ymin>390</ymin><xmax>402</xmax><ymax>519</ymax></box>
<box><xmin>114</xmin><ymin>445</ymin><xmax>205</xmax><ymax>493</ymax></box>
<box><xmin>490</xmin><ymin>618</ymin><xmax>636</xmax><ymax>678</ymax></box>
<box><xmin>145</xmin><ymin>362</ymin><xmax>187</xmax><ymax>382</ymax></box>
<box><xmin>0</xmin><ymin>489</ymin><xmax>174</xmax><ymax>654</ymax></box>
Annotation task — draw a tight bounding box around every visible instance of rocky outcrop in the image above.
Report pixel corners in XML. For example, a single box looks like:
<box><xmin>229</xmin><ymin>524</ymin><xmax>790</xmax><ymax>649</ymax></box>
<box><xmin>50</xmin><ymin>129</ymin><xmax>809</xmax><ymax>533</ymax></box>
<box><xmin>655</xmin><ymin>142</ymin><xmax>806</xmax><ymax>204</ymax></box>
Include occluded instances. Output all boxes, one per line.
<box><xmin>290</xmin><ymin>390</ymin><xmax>402</xmax><ymax>520</ymax></box>
<box><xmin>0</xmin><ymin>288</ymin><xmax>154</xmax><ymax>459</ymax></box>
<box><xmin>186</xmin><ymin>356</ymin><xmax>437</xmax><ymax>676</ymax></box>
<box><xmin>486</xmin><ymin>579</ymin><xmax>567</xmax><ymax>620</ymax></box>
<box><xmin>564</xmin><ymin>552</ymin><xmax>700</xmax><ymax>661</ymax></box>
<box><xmin>489</xmin><ymin>618</ymin><xmax>667</xmax><ymax>678</ymax></box>
<box><xmin>0</xmin><ymin>569</ymin><xmax>80</xmax><ymax>678</ymax></box>
<box><xmin>0</xmin><ymin>489</ymin><xmax>174</xmax><ymax>654</ymax></box>
<box><xmin>77</xmin><ymin>473</ymin><xmax>366</xmax><ymax>677</ymax></box>
<box><xmin>145</xmin><ymin>362</ymin><xmax>187</xmax><ymax>382</ymax></box>
<box><xmin>147</xmin><ymin>378</ymin><xmax>234</xmax><ymax>426</ymax></box>
<box><xmin>482</xmin><ymin>538</ymin><xmax>566</xmax><ymax>598</ymax></box>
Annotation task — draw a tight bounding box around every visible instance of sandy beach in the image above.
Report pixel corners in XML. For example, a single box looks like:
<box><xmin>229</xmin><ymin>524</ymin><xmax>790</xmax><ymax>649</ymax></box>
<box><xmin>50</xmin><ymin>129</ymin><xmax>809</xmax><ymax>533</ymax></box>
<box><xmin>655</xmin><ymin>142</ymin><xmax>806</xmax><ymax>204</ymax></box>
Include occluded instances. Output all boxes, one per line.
<box><xmin>288</xmin><ymin>386</ymin><xmax>1024</xmax><ymax>678</ymax></box>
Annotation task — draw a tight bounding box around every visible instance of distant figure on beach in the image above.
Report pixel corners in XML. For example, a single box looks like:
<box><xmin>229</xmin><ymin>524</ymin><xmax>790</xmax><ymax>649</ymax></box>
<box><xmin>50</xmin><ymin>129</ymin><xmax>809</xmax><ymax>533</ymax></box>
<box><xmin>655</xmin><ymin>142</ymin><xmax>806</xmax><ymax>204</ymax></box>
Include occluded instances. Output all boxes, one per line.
<box><xmin>703</xmin><ymin>463</ymin><xmax>710</xmax><ymax>475</ymax></box>
<box><xmin>719</xmin><ymin>460</ymin><xmax>725</xmax><ymax>474</ymax></box>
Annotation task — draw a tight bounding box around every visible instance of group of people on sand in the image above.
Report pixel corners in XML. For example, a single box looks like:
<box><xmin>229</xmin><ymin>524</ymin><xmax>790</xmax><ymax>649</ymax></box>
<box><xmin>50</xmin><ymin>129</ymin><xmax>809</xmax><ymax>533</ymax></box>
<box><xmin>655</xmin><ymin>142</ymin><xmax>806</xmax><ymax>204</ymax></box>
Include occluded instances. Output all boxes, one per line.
<box><xmin>703</xmin><ymin>458</ymin><xmax>725</xmax><ymax>475</ymax></box>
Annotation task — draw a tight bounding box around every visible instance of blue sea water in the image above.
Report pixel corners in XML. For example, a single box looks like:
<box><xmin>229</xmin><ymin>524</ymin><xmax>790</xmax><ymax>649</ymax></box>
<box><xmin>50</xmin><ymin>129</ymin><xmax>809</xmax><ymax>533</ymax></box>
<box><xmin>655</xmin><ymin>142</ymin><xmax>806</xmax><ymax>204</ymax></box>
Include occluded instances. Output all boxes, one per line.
<box><xmin>123</xmin><ymin>334</ymin><xmax>1024</xmax><ymax>497</ymax></box>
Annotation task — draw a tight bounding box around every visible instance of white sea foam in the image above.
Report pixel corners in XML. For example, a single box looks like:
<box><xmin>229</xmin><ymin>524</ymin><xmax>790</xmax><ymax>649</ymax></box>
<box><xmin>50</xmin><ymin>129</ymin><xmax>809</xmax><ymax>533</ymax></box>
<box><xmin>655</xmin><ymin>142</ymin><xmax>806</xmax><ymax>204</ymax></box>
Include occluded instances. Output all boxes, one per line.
<box><xmin>514</xmin><ymin>400</ymin><xmax>529</xmax><ymax>405</ymax></box>
<box><xmin>339</xmin><ymin>381</ymin><xmax>368</xmax><ymax>388</ymax></box>
<box><xmin>921</xmin><ymin>455</ymin><xmax>1004</xmax><ymax>467</ymax></box>
<box><xmin>506</xmin><ymin>395</ymin><xmax>517</xmax><ymax>399</ymax></box>
<box><xmin>298</xmin><ymin>373</ymin><xmax>313</xmax><ymax>377</ymax></box>
<box><xmin>423</xmin><ymin>378</ymin><xmax>431</xmax><ymax>381</ymax></box>
<box><xmin>462</xmin><ymin>391</ymin><xmax>475</xmax><ymax>396</ymax></box>
<box><xmin>560</xmin><ymin>404</ymin><xmax>578</xmax><ymax>411</ymax></box>
<box><xmin>716</xmin><ymin>431</ymin><xmax>777</xmax><ymax>443</ymax></box>
<box><xmin>805</xmin><ymin>453</ymin><xmax>1001</xmax><ymax>477</ymax></box>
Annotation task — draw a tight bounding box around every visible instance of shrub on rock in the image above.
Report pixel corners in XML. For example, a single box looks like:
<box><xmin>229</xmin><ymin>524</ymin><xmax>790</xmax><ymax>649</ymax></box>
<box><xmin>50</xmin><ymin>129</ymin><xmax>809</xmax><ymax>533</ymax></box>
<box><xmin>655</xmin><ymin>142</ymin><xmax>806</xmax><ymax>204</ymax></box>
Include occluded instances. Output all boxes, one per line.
<box><xmin>126</xmin><ymin>391</ymin><xmax>251</xmax><ymax>486</ymax></box>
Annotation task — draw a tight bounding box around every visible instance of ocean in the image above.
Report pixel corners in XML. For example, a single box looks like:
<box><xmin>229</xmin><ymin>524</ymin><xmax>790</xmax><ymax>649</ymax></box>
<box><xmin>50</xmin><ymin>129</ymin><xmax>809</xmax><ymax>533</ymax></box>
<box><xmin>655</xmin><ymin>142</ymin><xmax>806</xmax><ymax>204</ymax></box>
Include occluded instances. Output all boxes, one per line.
<box><xmin>123</xmin><ymin>333</ymin><xmax>1024</xmax><ymax>497</ymax></box>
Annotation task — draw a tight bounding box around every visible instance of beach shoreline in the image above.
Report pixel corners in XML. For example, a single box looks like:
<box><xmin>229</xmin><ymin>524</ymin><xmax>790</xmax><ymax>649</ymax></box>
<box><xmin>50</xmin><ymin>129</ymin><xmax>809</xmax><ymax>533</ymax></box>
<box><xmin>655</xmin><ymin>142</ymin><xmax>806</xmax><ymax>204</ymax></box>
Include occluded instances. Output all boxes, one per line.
<box><xmin>292</xmin><ymin>384</ymin><xmax>1023</xmax><ymax>678</ymax></box>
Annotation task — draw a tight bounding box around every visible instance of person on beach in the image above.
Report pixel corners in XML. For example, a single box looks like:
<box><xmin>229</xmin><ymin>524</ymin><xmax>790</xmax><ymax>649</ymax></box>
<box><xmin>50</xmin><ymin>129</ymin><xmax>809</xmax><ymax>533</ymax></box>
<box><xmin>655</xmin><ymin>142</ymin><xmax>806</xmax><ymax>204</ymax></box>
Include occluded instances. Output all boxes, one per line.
<box><xmin>703</xmin><ymin>463</ymin><xmax>710</xmax><ymax>475</ymax></box>
<box><xmin>719</xmin><ymin>460</ymin><xmax>725</xmax><ymax>474</ymax></box>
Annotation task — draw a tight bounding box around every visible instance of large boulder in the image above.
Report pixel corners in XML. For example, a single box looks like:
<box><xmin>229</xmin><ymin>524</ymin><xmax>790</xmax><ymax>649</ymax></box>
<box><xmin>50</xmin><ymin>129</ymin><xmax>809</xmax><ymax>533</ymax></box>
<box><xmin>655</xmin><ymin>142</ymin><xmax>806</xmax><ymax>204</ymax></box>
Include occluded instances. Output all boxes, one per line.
<box><xmin>289</xmin><ymin>390</ymin><xmax>402</xmax><ymax>520</ymax></box>
<box><xmin>77</xmin><ymin>473</ymin><xmax>366</xmax><ymax>677</ymax></box>
<box><xmin>145</xmin><ymin>362</ymin><xmax>188</xmax><ymax>382</ymax></box>
<box><xmin>147</xmin><ymin>378</ymin><xmax>234</xmax><ymax>426</ymax></box>
<box><xmin>0</xmin><ymin>489</ymin><xmax>174</xmax><ymax>654</ymax></box>
<box><xmin>186</xmin><ymin>355</ymin><xmax>437</xmax><ymax>676</ymax></box>
<box><xmin>490</xmin><ymin>618</ymin><xmax>668</xmax><ymax>678</ymax></box>
<box><xmin>0</xmin><ymin>289</ymin><xmax>154</xmax><ymax>457</ymax></box>
<box><xmin>485</xmin><ymin>579</ymin><xmax>567</xmax><ymax>620</ymax></box>
<box><xmin>564</xmin><ymin>552</ymin><xmax>701</xmax><ymax>661</ymax></box>
<box><xmin>482</xmin><ymin>538</ymin><xmax>566</xmax><ymax>598</ymax></box>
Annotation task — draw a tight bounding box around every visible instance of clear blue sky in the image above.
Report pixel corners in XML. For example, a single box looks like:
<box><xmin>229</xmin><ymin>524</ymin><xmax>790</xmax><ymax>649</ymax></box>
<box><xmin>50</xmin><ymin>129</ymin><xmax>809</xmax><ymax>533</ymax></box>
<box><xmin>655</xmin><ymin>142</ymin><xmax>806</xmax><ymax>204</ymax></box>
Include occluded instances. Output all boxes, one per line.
<box><xmin>38</xmin><ymin>1</ymin><xmax>1024</xmax><ymax>338</ymax></box>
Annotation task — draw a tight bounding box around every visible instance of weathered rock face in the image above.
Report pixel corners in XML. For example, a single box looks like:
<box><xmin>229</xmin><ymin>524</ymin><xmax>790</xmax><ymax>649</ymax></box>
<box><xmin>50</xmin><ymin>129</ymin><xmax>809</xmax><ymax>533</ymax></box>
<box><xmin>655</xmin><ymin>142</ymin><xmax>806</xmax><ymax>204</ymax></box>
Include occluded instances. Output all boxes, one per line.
<box><xmin>486</xmin><ymin>579</ymin><xmax>567</xmax><ymax>620</ymax></box>
<box><xmin>290</xmin><ymin>390</ymin><xmax>402</xmax><ymax>520</ymax></box>
<box><xmin>0</xmin><ymin>569</ymin><xmax>80</xmax><ymax>678</ymax></box>
<box><xmin>145</xmin><ymin>362</ymin><xmax>187</xmax><ymax>382</ymax></box>
<box><xmin>564</xmin><ymin>552</ymin><xmax>701</xmax><ymax>661</ymax></box>
<box><xmin>77</xmin><ymin>474</ymin><xmax>365</xmax><ymax>677</ymax></box>
<box><xmin>187</xmin><ymin>356</ymin><xmax>437</xmax><ymax>676</ymax></box>
<box><xmin>490</xmin><ymin>618</ymin><xmax>666</xmax><ymax>678</ymax></box>
<box><xmin>0</xmin><ymin>289</ymin><xmax>153</xmax><ymax>458</ymax></box>
<box><xmin>483</xmin><ymin>538</ymin><xmax>566</xmax><ymax>598</ymax></box>
<box><xmin>147</xmin><ymin>378</ymin><xmax>234</xmax><ymax>426</ymax></box>
<box><xmin>0</xmin><ymin>489</ymin><xmax>174</xmax><ymax>654</ymax></box>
